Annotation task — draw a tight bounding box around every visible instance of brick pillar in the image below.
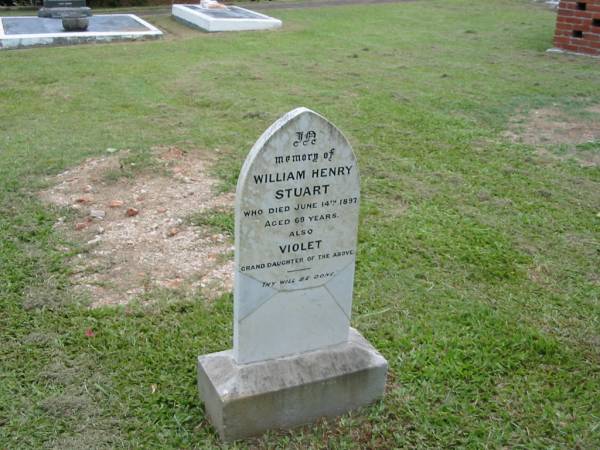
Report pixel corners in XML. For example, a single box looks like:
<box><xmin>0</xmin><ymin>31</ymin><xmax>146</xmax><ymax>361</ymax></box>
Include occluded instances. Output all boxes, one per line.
<box><xmin>553</xmin><ymin>1</ymin><xmax>600</xmax><ymax>56</ymax></box>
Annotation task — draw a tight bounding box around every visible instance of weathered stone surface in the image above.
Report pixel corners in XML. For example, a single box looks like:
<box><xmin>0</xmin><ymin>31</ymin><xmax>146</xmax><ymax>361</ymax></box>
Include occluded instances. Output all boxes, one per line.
<box><xmin>234</xmin><ymin>107</ymin><xmax>361</xmax><ymax>364</ymax></box>
<box><xmin>197</xmin><ymin>328</ymin><xmax>388</xmax><ymax>442</ymax></box>
<box><xmin>61</xmin><ymin>16</ymin><xmax>88</xmax><ymax>32</ymax></box>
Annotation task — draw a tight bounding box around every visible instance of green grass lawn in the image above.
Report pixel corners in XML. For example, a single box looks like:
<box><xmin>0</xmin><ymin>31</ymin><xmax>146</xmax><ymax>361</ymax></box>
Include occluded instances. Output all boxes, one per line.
<box><xmin>1</xmin><ymin>0</ymin><xmax>599</xmax><ymax>447</ymax></box>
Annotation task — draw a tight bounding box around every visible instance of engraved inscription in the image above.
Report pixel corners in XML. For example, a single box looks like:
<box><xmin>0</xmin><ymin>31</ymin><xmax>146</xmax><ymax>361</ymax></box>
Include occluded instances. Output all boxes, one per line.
<box><xmin>233</xmin><ymin>107</ymin><xmax>361</xmax><ymax>363</ymax></box>
<box><xmin>236</xmin><ymin>109</ymin><xmax>359</xmax><ymax>291</ymax></box>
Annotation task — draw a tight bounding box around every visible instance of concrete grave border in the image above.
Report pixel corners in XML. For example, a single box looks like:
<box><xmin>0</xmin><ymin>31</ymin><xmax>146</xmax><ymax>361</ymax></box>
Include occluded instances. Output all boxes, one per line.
<box><xmin>172</xmin><ymin>4</ymin><xmax>282</xmax><ymax>32</ymax></box>
<box><xmin>0</xmin><ymin>14</ymin><xmax>162</xmax><ymax>50</ymax></box>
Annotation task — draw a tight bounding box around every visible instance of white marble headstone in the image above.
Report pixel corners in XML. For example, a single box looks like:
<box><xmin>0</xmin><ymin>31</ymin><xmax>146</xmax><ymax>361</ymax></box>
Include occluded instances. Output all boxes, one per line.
<box><xmin>234</xmin><ymin>108</ymin><xmax>360</xmax><ymax>364</ymax></box>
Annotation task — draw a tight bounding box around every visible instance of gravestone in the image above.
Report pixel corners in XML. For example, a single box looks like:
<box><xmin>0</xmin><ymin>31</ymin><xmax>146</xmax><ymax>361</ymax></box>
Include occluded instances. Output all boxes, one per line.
<box><xmin>38</xmin><ymin>0</ymin><xmax>92</xmax><ymax>18</ymax></box>
<box><xmin>197</xmin><ymin>108</ymin><xmax>388</xmax><ymax>442</ymax></box>
<box><xmin>44</xmin><ymin>0</ymin><xmax>87</xmax><ymax>8</ymax></box>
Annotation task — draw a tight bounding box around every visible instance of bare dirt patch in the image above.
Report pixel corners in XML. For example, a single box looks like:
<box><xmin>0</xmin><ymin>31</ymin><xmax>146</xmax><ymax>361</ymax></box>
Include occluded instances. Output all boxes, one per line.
<box><xmin>505</xmin><ymin>105</ymin><xmax>600</xmax><ymax>167</ymax></box>
<box><xmin>39</xmin><ymin>147</ymin><xmax>234</xmax><ymax>308</ymax></box>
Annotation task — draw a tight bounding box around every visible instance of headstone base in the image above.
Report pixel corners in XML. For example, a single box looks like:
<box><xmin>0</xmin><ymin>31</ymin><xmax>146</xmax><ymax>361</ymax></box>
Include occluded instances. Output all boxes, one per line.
<box><xmin>197</xmin><ymin>328</ymin><xmax>388</xmax><ymax>442</ymax></box>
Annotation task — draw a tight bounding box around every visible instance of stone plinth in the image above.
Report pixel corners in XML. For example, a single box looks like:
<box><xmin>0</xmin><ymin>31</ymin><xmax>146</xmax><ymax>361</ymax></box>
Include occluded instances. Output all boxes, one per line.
<box><xmin>197</xmin><ymin>328</ymin><xmax>388</xmax><ymax>442</ymax></box>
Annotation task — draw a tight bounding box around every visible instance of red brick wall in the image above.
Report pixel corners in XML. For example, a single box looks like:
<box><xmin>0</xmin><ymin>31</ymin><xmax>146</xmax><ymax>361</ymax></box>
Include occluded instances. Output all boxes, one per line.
<box><xmin>554</xmin><ymin>1</ymin><xmax>600</xmax><ymax>56</ymax></box>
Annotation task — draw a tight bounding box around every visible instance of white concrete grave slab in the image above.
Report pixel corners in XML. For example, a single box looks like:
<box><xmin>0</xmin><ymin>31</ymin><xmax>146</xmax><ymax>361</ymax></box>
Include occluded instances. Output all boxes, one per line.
<box><xmin>172</xmin><ymin>4</ymin><xmax>281</xmax><ymax>32</ymax></box>
<box><xmin>0</xmin><ymin>14</ymin><xmax>162</xmax><ymax>50</ymax></box>
<box><xmin>197</xmin><ymin>108</ymin><xmax>387</xmax><ymax>442</ymax></box>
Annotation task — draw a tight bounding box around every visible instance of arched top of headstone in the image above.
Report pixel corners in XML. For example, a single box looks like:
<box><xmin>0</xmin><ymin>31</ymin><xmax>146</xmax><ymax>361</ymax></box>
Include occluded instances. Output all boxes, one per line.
<box><xmin>236</xmin><ymin>107</ymin><xmax>357</xmax><ymax>195</ymax></box>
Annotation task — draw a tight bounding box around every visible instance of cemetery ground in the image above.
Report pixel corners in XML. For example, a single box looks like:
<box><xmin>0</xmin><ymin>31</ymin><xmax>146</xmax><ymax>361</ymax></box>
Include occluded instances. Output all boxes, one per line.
<box><xmin>1</xmin><ymin>0</ymin><xmax>599</xmax><ymax>447</ymax></box>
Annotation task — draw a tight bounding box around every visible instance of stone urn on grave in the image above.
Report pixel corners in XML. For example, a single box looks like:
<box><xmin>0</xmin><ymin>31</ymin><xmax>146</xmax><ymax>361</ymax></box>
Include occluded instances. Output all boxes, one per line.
<box><xmin>38</xmin><ymin>0</ymin><xmax>93</xmax><ymax>32</ymax></box>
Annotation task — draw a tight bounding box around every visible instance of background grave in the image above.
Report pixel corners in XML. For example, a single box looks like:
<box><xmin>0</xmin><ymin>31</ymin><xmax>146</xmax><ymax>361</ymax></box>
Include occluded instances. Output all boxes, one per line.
<box><xmin>172</xmin><ymin>4</ymin><xmax>281</xmax><ymax>32</ymax></box>
<box><xmin>0</xmin><ymin>14</ymin><xmax>162</xmax><ymax>49</ymax></box>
